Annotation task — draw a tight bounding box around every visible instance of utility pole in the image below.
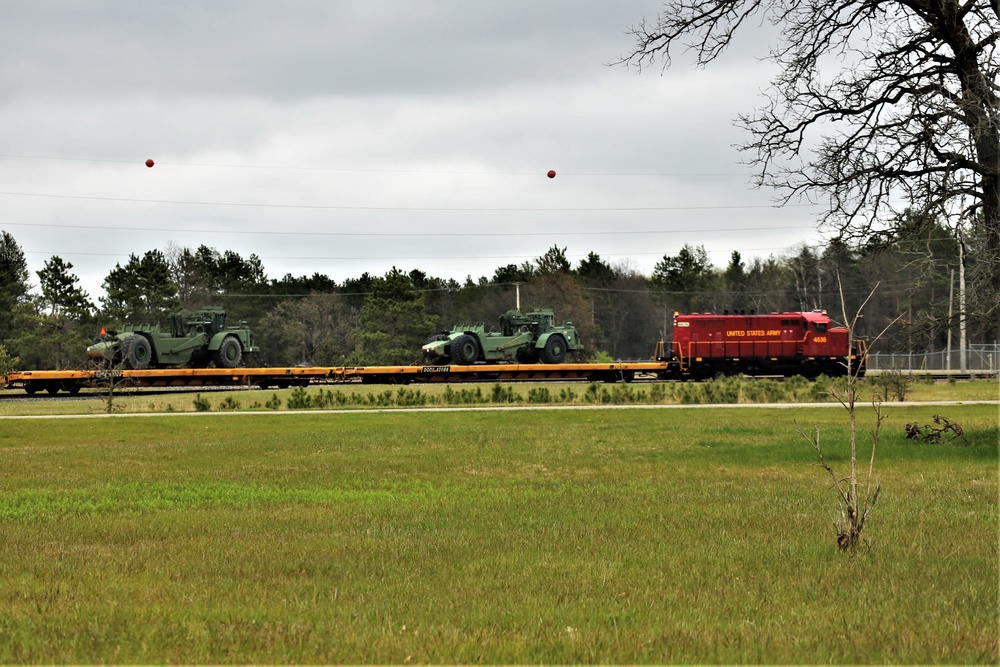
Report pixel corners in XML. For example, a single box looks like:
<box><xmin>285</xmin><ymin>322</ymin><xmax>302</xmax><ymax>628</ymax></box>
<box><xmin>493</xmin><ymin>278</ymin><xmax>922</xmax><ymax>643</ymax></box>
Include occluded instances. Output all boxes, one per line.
<box><xmin>947</xmin><ymin>268</ymin><xmax>954</xmax><ymax>372</ymax></box>
<box><xmin>958</xmin><ymin>231</ymin><xmax>967</xmax><ymax>374</ymax></box>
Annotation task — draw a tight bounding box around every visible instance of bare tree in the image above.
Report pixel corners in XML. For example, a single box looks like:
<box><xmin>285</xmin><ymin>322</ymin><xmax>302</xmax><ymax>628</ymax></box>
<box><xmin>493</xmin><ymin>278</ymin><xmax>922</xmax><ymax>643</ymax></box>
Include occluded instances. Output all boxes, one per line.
<box><xmin>93</xmin><ymin>367</ymin><xmax>137</xmax><ymax>415</ymax></box>
<box><xmin>801</xmin><ymin>277</ymin><xmax>901</xmax><ymax>551</ymax></box>
<box><xmin>619</xmin><ymin>1</ymin><xmax>1000</xmax><ymax>302</ymax></box>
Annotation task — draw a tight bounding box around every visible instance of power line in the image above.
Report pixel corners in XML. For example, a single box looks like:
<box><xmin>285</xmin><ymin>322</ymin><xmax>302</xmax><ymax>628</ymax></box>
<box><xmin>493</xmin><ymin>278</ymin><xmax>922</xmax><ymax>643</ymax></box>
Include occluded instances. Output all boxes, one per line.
<box><xmin>0</xmin><ymin>153</ymin><xmax>749</xmax><ymax>177</ymax></box>
<box><xmin>0</xmin><ymin>190</ymin><xmax>815</xmax><ymax>213</ymax></box>
<box><xmin>3</xmin><ymin>219</ymin><xmax>813</xmax><ymax>238</ymax></box>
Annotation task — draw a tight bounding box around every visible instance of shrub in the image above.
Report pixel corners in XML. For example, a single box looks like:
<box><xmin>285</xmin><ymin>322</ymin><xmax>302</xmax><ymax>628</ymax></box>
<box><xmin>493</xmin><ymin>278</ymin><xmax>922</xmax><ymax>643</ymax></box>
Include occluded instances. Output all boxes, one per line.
<box><xmin>396</xmin><ymin>387</ymin><xmax>427</xmax><ymax>407</ymax></box>
<box><xmin>286</xmin><ymin>387</ymin><xmax>312</xmax><ymax>410</ymax></box>
<box><xmin>871</xmin><ymin>367</ymin><xmax>914</xmax><ymax>402</ymax></box>
<box><xmin>610</xmin><ymin>383</ymin><xmax>642</xmax><ymax>404</ymax></box>
<box><xmin>527</xmin><ymin>387</ymin><xmax>551</xmax><ymax>404</ymax></box>
<box><xmin>703</xmin><ymin>377</ymin><xmax>740</xmax><ymax>403</ymax></box>
<box><xmin>218</xmin><ymin>396</ymin><xmax>241</xmax><ymax>411</ymax></box>
<box><xmin>491</xmin><ymin>383</ymin><xmax>518</xmax><ymax>403</ymax></box>
<box><xmin>648</xmin><ymin>383</ymin><xmax>668</xmax><ymax>403</ymax></box>
<box><xmin>443</xmin><ymin>386</ymin><xmax>487</xmax><ymax>405</ymax></box>
<box><xmin>584</xmin><ymin>382</ymin><xmax>611</xmax><ymax>404</ymax></box>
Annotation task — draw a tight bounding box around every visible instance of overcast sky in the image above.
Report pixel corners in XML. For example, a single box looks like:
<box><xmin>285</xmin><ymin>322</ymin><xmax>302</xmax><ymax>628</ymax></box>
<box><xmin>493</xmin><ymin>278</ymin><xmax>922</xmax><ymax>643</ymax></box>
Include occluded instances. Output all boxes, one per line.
<box><xmin>0</xmin><ymin>0</ymin><xmax>826</xmax><ymax>302</ymax></box>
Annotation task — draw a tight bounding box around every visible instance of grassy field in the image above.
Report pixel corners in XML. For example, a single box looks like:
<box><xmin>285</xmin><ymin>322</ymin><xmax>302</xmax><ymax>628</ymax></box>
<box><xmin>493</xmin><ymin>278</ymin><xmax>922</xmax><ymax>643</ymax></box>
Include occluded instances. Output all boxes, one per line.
<box><xmin>0</xmin><ymin>401</ymin><xmax>996</xmax><ymax>663</ymax></box>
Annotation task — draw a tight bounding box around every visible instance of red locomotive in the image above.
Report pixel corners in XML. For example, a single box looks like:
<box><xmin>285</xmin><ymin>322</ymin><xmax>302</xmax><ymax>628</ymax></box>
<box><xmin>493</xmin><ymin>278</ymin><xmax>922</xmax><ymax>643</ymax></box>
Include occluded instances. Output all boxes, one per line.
<box><xmin>656</xmin><ymin>310</ymin><xmax>866</xmax><ymax>379</ymax></box>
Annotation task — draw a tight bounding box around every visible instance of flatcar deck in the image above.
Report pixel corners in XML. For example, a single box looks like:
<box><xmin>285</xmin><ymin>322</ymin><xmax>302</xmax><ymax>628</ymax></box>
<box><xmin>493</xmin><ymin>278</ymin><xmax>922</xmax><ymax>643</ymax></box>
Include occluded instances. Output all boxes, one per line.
<box><xmin>4</xmin><ymin>362</ymin><xmax>665</xmax><ymax>394</ymax></box>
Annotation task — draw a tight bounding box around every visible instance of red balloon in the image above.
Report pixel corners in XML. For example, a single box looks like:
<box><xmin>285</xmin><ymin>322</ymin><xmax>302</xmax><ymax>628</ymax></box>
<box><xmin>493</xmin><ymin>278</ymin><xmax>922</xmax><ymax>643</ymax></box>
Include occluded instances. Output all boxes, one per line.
<box><xmin>547</xmin><ymin>170</ymin><xmax>556</xmax><ymax>178</ymax></box>
<box><xmin>145</xmin><ymin>159</ymin><xmax>155</xmax><ymax>168</ymax></box>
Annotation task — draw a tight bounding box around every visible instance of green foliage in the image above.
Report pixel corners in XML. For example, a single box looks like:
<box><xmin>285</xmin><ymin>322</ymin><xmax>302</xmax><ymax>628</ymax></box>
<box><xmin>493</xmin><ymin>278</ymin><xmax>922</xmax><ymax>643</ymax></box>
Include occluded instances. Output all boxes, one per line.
<box><xmin>2</xmin><ymin>216</ymin><xmax>998</xmax><ymax>373</ymax></box>
<box><xmin>584</xmin><ymin>382</ymin><xmax>611</xmax><ymax>404</ymax></box>
<box><xmin>218</xmin><ymin>396</ymin><xmax>241</xmax><ymax>411</ymax></box>
<box><xmin>490</xmin><ymin>383</ymin><xmax>519</xmax><ymax>403</ymax></box>
<box><xmin>350</xmin><ymin>267</ymin><xmax>439</xmax><ymax>365</ymax></box>
<box><xmin>29</xmin><ymin>256</ymin><xmax>95</xmax><ymax>370</ymax></box>
<box><xmin>286</xmin><ymin>386</ymin><xmax>312</xmax><ymax>409</ymax></box>
<box><xmin>0</xmin><ymin>342</ymin><xmax>19</xmax><ymax>376</ymax></box>
<box><xmin>37</xmin><ymin>256</ymin><xmax>92</xmax><ymax>319</ymax></box>
<box><xmin>442</xmin><ymin>386</ymin><xmax>487</xmax><ymax>405</ymax></box>
<box><xmin>650</xmin><ymin>244</ymin><xmax>717</xmax><ymax>312</ymax></box>
<box><xmin>100</xmin><ymin>250</ymin><xmax>179</xmax><ymax>323</ymax></box>
<box><xmin>192</xmin><ymin>394</ymin><xmax>211</xmax><ymax>412</ymax></box>
<box><xmin>0</xmin><ymin>231</ymin><xmax>30</xmax><ymax>333</ymax></box>
<box><xmin>215</xmin><ymin>379</ymin><xmax>854</xmax><ymax>410</ymax></box>
<box><xmin>534</xmin><ymin>244</ymin><xmax>572</xmax><ymax>275</ymax></box>
<box><xmin>393</xmin><ymin>387</ymin><xmax>427</xmax><ymax>407</ymax></box>
<box><xmin>258</xmin><ymin>293</ymin><xmax>353</xmax><ymax>367</ymax></box>
<box><xmin>527</xmin><ymin>387</ymin><xmax>551</xmax><ymax>403</ymax></box>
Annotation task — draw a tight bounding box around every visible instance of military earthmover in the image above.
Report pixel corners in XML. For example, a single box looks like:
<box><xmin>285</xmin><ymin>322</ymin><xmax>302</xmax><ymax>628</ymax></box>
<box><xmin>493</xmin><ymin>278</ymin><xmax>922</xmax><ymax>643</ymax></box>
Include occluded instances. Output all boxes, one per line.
<box><xmin>422</xmin><ymin>308</ymin><xmax>583</xmax><ymax>365</ymax></box>
<box><xmin>87</xmin><ymin>307</ymin><xmax>258</xmax><ymax>369</ymax></box>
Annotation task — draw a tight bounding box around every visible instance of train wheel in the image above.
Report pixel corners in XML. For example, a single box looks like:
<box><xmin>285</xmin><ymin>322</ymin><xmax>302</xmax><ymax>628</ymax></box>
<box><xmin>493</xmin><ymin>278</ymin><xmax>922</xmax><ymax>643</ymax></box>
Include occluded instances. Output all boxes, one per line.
<box><xmin>541</xmin><ymin>335</ymin><xmax>567</xmax><ymax>364</ymax></box>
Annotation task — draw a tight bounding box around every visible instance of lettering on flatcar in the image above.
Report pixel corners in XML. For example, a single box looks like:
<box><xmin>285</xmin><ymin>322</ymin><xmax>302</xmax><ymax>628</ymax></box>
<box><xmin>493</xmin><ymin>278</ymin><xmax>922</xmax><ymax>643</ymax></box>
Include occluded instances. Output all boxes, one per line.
<box><xmin>421</xmin><ymin>366</ymin><xmax>452</xmax><ymax>373</ymax></box>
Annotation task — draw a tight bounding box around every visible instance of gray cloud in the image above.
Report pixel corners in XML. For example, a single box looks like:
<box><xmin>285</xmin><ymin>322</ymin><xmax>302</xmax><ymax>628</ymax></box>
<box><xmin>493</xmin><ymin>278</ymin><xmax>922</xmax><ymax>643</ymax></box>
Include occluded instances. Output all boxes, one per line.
<box><xmin>0</xmin><ymin>0</ymin><xmax>821</xmax><ymax>300</ymax></box>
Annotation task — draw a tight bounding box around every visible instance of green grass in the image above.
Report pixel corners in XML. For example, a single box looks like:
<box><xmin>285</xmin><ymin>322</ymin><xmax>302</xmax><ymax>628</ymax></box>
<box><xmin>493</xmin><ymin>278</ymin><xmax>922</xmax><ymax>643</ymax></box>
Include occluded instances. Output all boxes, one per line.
<box><xmin>0</xmin><ymin>404</ymin><xmax>996</xmax><ymax>663</ymax></box>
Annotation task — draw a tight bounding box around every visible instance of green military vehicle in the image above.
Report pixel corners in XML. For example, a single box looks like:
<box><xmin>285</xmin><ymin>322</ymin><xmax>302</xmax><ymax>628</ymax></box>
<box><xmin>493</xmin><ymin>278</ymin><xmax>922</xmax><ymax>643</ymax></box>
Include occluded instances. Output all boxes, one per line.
<box><xmin>87</xmin><ymin>307</ymin><xmax>258</xmax><ymax>370</ymax></box>
<box><xmin>422</xmin><ymin>308</ymin><xmax>583</xmax><ymax>365</ymax></box>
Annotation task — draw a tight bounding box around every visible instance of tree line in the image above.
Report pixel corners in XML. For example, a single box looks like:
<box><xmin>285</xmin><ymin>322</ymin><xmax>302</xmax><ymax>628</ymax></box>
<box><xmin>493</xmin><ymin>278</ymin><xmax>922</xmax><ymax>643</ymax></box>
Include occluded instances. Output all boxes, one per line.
<box><xmin>0</xmin><ymin>213</ymin><xmax>995</xmax><ymax>371</ymax></box>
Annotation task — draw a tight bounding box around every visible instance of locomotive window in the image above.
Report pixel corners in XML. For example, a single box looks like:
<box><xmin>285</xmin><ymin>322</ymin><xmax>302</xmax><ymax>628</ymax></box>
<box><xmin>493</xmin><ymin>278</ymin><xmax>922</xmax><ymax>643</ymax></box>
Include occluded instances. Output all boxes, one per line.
<box><xmin>814</xmin><ymin>323</ymin><xmax>827</xmax><ymax>333</ymax></box>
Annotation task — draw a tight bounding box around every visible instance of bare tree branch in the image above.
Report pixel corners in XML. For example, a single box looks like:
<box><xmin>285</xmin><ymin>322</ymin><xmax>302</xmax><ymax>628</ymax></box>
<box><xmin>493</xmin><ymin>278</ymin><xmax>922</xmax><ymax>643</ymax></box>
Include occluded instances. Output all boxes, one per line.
<box><xmin>619</xmin><ymin>1</ymin><xmax>1000</xmax><ymax>301</ymax></box>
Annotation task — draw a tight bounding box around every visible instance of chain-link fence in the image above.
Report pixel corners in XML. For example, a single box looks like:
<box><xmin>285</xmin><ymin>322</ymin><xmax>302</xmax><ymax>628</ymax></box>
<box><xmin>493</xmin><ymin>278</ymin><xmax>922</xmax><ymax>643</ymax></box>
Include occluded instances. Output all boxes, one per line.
<box><xmin>867</xmin><ymin>344</ymin><xmax>999</xmax><ymax>374</ymax></box>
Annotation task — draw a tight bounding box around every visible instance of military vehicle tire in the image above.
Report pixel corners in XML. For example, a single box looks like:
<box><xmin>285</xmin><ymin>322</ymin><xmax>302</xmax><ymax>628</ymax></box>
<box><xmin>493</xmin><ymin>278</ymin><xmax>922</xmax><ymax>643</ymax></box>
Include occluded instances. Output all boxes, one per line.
<box><xmin>123</xmin><ymin>334</ymin><xmax>152</xmax><ymax>369</ymax></box>
<box><xmin>450</xmin><ymin>334</ymin><xmax>479</xmax><ymax>365</ymax></box>
<box><xmin>541</xmin><ymin>335</ymin><xmax>567</xmax><ymax>364</ymax></box>
<box><xmin>214</xmin><ymin>335</ymin><xmax>243</xmax><ymax>368</ymax></box>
